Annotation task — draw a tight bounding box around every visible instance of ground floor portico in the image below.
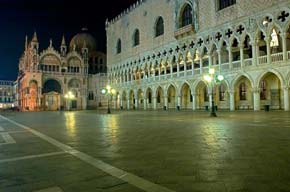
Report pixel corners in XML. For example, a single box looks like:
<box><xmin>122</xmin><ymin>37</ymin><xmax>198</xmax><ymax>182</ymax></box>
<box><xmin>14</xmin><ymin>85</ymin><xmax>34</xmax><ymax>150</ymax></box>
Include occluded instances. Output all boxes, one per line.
<box><xmin>114</xmin><ymin>68</ymin><xmax>290</xmax><ymax>111</ymax></box>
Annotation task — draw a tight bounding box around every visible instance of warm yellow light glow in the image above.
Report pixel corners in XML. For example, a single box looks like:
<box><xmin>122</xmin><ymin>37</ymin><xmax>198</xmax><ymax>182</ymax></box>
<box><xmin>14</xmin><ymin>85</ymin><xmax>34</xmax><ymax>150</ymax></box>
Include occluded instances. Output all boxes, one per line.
<box><xmin>106</xmin><ymin>85</ymin><xmax>111</xmax><ymax>90</ymax></box>
<box><xmin>204</xmin><ymin>75</ymin><xmax>212</xmax><ymax>82</ymax></box>
<box><xmin>111</xmin><ymin>89</ymin><xmax>116</xmax><ymax>94</ymax></box>
<box><xmin>64</xmin><ymin>112</ymin><xmax>76</xmax><ymax>138</ymax></box>
<box><xmin>209</xmin><ymin>68</ymin><xmax>215</xmax><ymax>75</ymax></box>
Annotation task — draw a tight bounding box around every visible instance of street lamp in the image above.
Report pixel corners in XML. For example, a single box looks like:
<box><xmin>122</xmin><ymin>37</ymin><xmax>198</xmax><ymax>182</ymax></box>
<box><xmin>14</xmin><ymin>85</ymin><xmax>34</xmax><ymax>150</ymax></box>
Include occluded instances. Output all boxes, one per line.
<box><xmin>203</xmin><ymin>68</ymin><xmax>224</xmax><ymax>117</ymax></box>
<box><xmin>101</xmin><ymin>85</ymin><xmax>116</xmax><ymax>114</ymax></box>
<box><xmin>64</xmin><ymin>91</ymin><xmax>75</xmax><ymax>111</ymax></box>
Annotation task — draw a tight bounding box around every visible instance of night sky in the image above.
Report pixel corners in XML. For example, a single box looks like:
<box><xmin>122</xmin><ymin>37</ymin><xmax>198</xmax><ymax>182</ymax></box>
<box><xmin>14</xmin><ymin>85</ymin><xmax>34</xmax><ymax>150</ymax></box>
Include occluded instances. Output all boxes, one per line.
<box><xmin>0</xmin><ymin>0</ymin><xmax>137</xmax><ymax>80</ymax></box>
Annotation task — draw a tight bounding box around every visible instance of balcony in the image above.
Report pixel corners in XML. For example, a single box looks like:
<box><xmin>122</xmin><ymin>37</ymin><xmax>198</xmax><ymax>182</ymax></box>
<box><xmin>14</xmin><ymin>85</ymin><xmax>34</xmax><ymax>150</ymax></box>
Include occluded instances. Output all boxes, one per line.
<box><xmin>174</xmin><ymin>25</ymin><xmax>195</xmax><ymax>38</ymax></box>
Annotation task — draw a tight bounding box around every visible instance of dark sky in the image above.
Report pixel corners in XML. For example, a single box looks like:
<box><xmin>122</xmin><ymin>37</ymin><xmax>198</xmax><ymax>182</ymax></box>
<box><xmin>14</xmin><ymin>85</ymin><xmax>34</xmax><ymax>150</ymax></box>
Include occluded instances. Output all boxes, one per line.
<box><xmin>0</xmin><ymin>0</ymin><xmax>137</xmax><ymax>80</ymax></box>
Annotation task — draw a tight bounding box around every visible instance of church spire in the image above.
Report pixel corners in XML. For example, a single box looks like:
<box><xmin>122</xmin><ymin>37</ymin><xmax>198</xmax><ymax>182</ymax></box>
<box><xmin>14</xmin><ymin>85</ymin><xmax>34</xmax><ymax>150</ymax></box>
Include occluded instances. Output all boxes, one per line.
<box><xmin>60</xmin><ymin>35</ymin><xmax>67</xmax><ymax>57</ymax></box>
<box><xmin>32</xmin><ymin>31</ymin><xmax>38</xmax><ymax>42</ymax></box>
<box><xmin>61</xmin><ymin>35</ymin><xmax>66</xmax><ymax>46</ymax></box>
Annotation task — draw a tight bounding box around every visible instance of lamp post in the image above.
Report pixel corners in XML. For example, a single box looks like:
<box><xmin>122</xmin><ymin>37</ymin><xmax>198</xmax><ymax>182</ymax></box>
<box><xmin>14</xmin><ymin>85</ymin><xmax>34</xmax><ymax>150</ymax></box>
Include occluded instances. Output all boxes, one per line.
<box><xmin>64</xmin><ymin>91</ymin><xmax>75</xmax><ymax>111</ymax></box>
<box><xmin>101</xmin><ymin>85</ymin><xmax>116</xmax><ymax>114</ymax></box>
<box><xmin>203</xmin><ymin>68</ymin><xmax>224</xmax><ymax>117</ymax></box>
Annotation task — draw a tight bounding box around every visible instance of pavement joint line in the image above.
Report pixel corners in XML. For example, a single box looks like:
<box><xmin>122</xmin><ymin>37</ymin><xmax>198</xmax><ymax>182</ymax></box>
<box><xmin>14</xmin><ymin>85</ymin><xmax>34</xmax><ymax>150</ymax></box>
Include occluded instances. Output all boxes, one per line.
<box><xmin>0</xmin><ymin>132</ymin><xmax>16</xmax><ymax>144</ymax></box>
<box><xmin>0</xmin><ymin>115</ymin><xmax>175</xmax><ymax>192</ymax></box>
<box><xmin>4</xmin><ymin>130</ymin><xmax>28</xmax><ymax>134</ymax></box>
<box><xmin>0</xmin><ymin>151</ymin><xmax>66</xmax><ymax>163</ymax></box>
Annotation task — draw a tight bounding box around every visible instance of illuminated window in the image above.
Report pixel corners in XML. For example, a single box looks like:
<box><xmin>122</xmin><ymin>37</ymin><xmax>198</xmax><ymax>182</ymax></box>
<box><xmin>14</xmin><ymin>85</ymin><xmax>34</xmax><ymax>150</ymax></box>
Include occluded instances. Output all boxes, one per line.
<box><xmin>155</xmin><ymin>17</ymin><xmax>164</xmax><ymax>37</ymax></box>
<box><xmin>218</xmin><ymin>0</ymin><xmax>236</xmax><ymax>10</ymax></box>
<box><xmin>239</xmin><ymin>83</ymin><xmax>247</xmax><ymax>100</ymax></box>
<box><xmin>180</xmin><ymin>4</ymin><xmax>192</xmax><ymax>27</ymax></box>
<box><xmin>133</xmin><ymin>29</ymin><xmax>140</xmax><ymax>46</ymax></box>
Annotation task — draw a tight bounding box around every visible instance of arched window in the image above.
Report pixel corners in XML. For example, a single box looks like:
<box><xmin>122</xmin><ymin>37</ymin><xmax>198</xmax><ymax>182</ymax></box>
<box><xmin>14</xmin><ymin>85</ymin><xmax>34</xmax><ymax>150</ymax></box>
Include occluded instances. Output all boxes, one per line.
<box><xmin>133</xmin><ymin>29</ymin><xmax>140</xmax><ymax>46</ymax></box>
<box><xmin>116</xmin><ymin>39</ymin><xmax>121</xmax><ymax>54</ymax></box>
<box><xmin>239</xmin><ymin>83</ymin><xmax>247</xmax><ymax>100</ymax></box>
<box><xmin>219</xmin><ymin>84</ymin><xmax>225</xmax><ymax>101</ymax></box>
<box><xmin>180</xmin><ymin>4</ymin><xmax>193</xmax><ymax>28</ymax></box>
<box><xmin>260</xmin><ymin>80</ymin><xmax>267</xmax><ymax>100</ymax></box>
<box><xmin>155</xmin><ymin>17</ymin><xmax>164</xmax><ymax>37</ymax></box>
<box><xmin>218</xmin><ymin>0</ymin><xmax>236</xmax><ymax>10</ymax></box>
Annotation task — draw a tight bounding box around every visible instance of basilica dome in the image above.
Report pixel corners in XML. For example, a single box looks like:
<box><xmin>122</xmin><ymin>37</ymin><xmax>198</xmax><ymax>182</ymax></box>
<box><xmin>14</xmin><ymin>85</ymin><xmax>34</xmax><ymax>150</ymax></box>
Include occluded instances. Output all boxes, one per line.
<box><xmin>69</xmin><ymin>28</ymin><xmax>97</xmax><ymax>52</ymax></box>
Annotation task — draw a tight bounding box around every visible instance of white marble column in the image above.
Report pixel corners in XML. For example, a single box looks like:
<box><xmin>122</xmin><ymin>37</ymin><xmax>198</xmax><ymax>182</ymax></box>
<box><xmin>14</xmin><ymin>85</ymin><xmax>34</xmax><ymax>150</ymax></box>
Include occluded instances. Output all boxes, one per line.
<box><xmin>177</xmin><ymin>95</ymin><xmax>181</xmax><ymax>109</ymax></box>
<box><xmin>153</xmin><ymin>97</ymin><xmax>157</xmax><ymax>110</ymax></box>
<box><xmin>143</xmin><ymin>97</ymin><xmax>147</xmax><ymax>110</ymax></box>
<box><xmin>251</xmin><ymin>41</ymin><xmax>257</xmax><ymax>66</ymax></box>
<box><xmin>283</xmin><ymin>87</ymin><xmax>289</xmax><ymax>111</ymax></box>
<box><xmin>282</xmin><ymin>33</ymin><xmax>288</xmax><ymax>61</ymax></box>
<box><xmin>127</xmin><ymin>99</ymin><xmax>130</xmax><ymax>110</ymax></box>
<box><xmin>265</xmin><ymin>37</ymin><xmax>271</xmax><ymax>64</ymax></box>
<box><xmin>164</xmin><ymin>96</ymin><xmax>168</xmax><ymax>110</ymax></box>
<box><xmin>229</xmin><ymin>91</ymin><xmax>235</xmax><ymax>111</ymax></box>
<box><xmin>120</xmin><ymin>97</ymin><xmax>123</xmax><ymax>109</ymax></box>
<box><xmin>228</xmin><ymin>47</ymin><xmax>233</xmax><ymax>69</ymax></box>
<box><xmin>217</xmin><ymin>49</ymin><xmax>221</xmax><ymax>72</ymax></box>
<box><xmin>253</xmin><ymin>89</ymin><xmax>260</xmax><ymax>111</ymax></box>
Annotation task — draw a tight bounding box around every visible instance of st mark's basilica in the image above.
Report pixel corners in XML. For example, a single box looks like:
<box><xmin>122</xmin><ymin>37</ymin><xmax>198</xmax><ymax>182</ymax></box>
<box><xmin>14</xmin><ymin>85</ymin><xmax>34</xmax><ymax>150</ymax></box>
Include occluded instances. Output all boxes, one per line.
<box><xmin>16</xmin><ymin>28</ymin><xmax>107</xmax><ymax>111</ymax></box>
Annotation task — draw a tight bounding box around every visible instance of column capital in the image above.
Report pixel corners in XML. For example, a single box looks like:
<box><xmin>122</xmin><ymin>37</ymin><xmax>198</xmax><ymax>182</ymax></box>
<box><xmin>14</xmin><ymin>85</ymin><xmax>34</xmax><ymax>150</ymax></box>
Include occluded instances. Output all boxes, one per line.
<box><xmin>283</xmin><ymin>86</ymin><xmax>289</xmax><ymax>90</ymax></box>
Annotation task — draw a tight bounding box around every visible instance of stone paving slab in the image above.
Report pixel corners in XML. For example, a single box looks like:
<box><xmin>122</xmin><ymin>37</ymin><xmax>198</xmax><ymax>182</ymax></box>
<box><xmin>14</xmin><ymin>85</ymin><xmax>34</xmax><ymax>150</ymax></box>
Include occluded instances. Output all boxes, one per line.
<box><xmin>1</xmin><ymin>110</ymin><xmax>290</xmax><ymax>191</ymax></box>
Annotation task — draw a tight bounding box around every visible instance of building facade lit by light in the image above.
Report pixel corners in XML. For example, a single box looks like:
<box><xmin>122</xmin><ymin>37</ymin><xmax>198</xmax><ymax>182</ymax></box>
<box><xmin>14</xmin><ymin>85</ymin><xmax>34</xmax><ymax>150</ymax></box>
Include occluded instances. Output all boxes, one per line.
<box><xmin>16</xmin><ymin>29</ymin><xmax>108</xmax><ymax>111</ymax></box>
<box><xmin>0</xmin><ymin>80</ymin><xmax>15</xmax><ymax>109</ymax></box>
<box><xmin>106</xmin><ymin>0</ymin><xmax>290</xmax><ymax>111</ymax></box>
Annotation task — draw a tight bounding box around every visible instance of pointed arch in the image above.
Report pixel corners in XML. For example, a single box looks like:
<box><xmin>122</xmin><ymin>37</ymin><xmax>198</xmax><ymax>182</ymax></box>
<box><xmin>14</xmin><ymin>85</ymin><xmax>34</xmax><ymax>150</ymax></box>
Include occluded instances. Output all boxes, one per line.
<box><xmin>179</xmin><ymin>3</ymin><xmax>193</xmax><ymax>28</ymax></box>
<box><xmin>155</xmin><ymin>16</ymin><xmax>164</xmax><ymax>37</ymax></box>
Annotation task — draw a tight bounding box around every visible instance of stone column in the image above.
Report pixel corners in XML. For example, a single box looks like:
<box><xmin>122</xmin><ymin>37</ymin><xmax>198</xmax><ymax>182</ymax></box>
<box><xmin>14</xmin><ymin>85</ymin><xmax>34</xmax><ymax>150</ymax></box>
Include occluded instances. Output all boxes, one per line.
<box><xmin>127</xmin><ymin>99</ymin><xmax>130</xmax><ymax>109</ymax></box>
<box><xmin>228</xmin><ymin>46</ymin><xmax>233</xmax><ymax>69</ymax></box>
<box><xmin>120</xmin><ymin>97</ymin><xmax>123</xmax><ymax>109</ymax></box>
<box><xmin>134</xmin><ymin>97</ymin><xmax>138</xmax><ymax>109</ymax></box>
<box><xmin>164</xmin><ymin>96</ymin><xmax>168</xmax><ymax>110</ymax></box>
<box><xmin>229</xmin><ymin>91</ymin><xmax>235</xmax><ymax>111</ymax></box>
<box><xmin>283</xmin><ymin>87</ymin><xmax>289</xmax><ymax>111</ymax></box>
<box><xmin>253</xmin><ymin>88</ymin><xmax>260</xmax><ymax>111</ymax></box>
<box><xmin>281</xmin><ymin>33</ymin><xmax>288</xmax><ymax>61</ymax></box>
<box><xmin>177</xmin><ymin>62</ymin><xmax>180</xmax><ymax>77</ymax></box>
<box><xmin>177</xmin><ymin>95</ymin><xmax>181</xmax><ymax>109</ymax></box>
<box><xmin>153</xmin><ymin>97</ymin><xmax>157</xmax><ymax>110</ymax></box>
<box><xmin>265</xmin><ymin>37</ymin><xmax>271</xmax><ymax>64</ymax></box>
<box><xmin>208</xmin><ymin>53</ymin><xmax>212</xmax><ymax>67</ymax></box>
<box><xmin>251</xmin><ymin>41</ymin><xmax>257</xmax><ymax>66</ymax></box>
<box><xmin>191</xmin><ymin>61</ymin><xmax>194</xmax><ymax>76</ymax></box>
<box><xmin>143</xmin><ymin>97</ymin><xmax>147</xmax><ymax>110</ymax></box>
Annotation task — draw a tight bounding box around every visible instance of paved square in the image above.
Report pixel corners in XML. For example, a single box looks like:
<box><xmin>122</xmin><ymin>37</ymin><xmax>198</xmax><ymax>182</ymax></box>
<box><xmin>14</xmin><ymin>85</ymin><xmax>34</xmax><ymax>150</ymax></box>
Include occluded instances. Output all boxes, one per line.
<box><xmin>1</xmin><ymin>110</ymin><xmax>290</xmax><ymax>192</ymax></box>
